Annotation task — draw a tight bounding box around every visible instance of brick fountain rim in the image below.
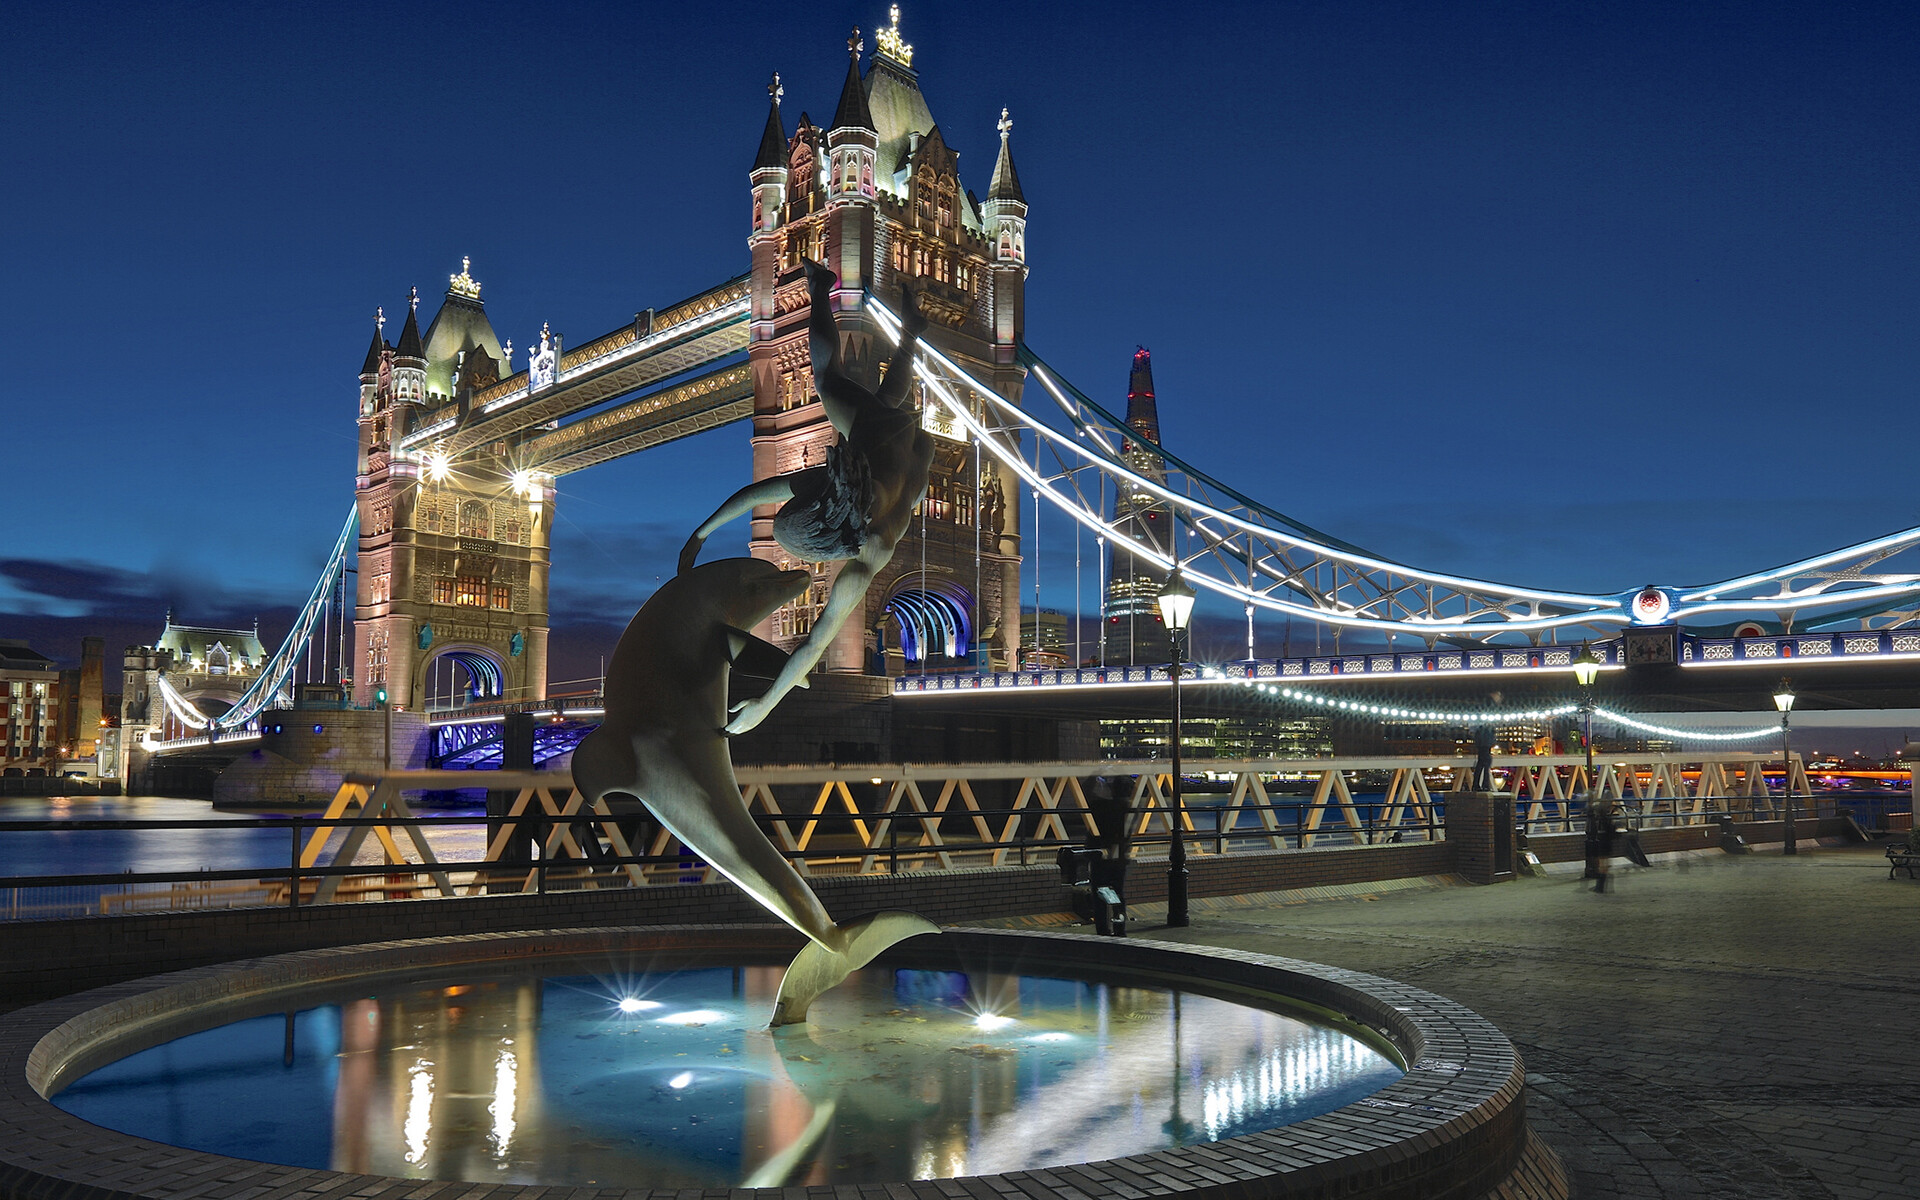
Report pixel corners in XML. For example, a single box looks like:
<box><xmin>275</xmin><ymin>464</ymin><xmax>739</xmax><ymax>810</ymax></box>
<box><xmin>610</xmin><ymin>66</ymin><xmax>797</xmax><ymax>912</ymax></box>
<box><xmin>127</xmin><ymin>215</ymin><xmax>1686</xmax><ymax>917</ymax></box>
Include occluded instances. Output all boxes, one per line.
<box><xmin>0</xmin><ymin>926</ymin><xmax>1562</xmax><ymax>1200</ymax></box>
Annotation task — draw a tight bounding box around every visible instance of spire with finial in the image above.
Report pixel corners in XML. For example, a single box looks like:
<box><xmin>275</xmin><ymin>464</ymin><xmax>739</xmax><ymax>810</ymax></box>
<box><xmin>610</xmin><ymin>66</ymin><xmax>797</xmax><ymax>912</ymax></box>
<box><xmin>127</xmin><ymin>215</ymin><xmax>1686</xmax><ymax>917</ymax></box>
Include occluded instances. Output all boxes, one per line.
<box><xmin>360</xmin><ymin>307</ymin><xmax>387</xmax><ymax>376</ymax></box>
<box><xmin>990</xmin><ymin>105</ymin><xmax>1024</xmax><ymax>202</ymax></box>
<box><xmin>831</xmin><ymin>27</ymin><xmax>876</xmax><ymax>132</ymax></box>
<box><xmin>754</xmin><ymin>70</ymin><xmax>788</xmax><ymax>170</ymax></box>
<box><xmin>875</xmin><ymin>4</ymin><xmax>913</xmax><ymax>67</ymax></box>
<box><xmin>395</xmin><ymin>289</ymin><xmax>425</xmax><ymax>360</ymax></box>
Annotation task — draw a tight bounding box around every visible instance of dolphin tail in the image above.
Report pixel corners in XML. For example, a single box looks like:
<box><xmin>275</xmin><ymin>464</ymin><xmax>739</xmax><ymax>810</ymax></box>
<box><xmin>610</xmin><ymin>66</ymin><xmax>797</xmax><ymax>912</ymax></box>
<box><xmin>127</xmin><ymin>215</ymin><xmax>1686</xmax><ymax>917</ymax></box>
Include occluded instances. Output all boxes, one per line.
<box><xmin>742</xmin><ymin>1097</ymin><xmax>836</xmax><ymax>1187</ymax></box>
<box><xmin>769</xmin><ymin>910</ymin><xmax>940</xmax><ymax>1027</ymax></box>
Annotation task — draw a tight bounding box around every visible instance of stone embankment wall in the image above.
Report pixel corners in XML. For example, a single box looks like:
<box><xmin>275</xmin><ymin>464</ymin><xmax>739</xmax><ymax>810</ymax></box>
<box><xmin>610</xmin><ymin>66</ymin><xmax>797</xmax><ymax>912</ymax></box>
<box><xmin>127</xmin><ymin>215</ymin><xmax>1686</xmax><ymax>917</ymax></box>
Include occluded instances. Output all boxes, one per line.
<box><xmin>210</xmin><ymin>710</ymin><xmax>429</xmax><ymax>807</ymax></box>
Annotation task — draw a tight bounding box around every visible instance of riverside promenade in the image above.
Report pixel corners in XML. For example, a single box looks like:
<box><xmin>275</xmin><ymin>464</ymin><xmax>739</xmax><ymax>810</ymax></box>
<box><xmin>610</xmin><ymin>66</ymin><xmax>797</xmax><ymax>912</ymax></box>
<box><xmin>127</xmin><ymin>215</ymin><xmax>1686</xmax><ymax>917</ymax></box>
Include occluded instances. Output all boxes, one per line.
<box><xmin>979</xmin><ymin>842</ymin><xmax>1911</xmax><ymax>1200</ymax></box>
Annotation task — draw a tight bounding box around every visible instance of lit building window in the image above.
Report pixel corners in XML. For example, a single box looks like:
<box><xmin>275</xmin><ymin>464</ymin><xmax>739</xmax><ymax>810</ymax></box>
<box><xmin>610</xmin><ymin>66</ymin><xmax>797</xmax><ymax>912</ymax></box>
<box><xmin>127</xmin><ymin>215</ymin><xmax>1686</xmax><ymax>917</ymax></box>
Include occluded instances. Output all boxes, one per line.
<box><xmin>455</xmin><ymin>577</ymin><xmax>488</xmax><ymax>607</ymax></box>
<box><xmin>459</xmin><ymin>501</ymin><xmax>490</xmax><ymax>539</ymax></box>
<box><xmin>492</xmin><ymin>584</ymin><xmax>511</xmax><ymax>610</ymax></box>
<box><xmin>434</xmin><ymin>579</ymin><xmax>455</xmax><ymax>605</ymax></box>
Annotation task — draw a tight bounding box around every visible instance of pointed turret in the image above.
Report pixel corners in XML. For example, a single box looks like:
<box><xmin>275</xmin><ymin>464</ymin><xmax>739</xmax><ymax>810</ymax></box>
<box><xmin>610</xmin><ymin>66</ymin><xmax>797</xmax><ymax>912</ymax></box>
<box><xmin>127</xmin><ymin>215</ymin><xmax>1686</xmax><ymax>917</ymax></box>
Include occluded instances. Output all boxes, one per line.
<box><xmin>752</xmin><ymin>74</ymin><xmax>791</xmax><ymax>238</ymax></box>
<box><xmin>831</xmin><ymin>35</ymin><xmax>875</xmax><ymax>133</ymax></box>
<box><xmin>989</xmin><ymin>116</ymin><xmax>1024</xmax><ymax>203</ymax></box>
<box><xmin>387</xmin><ymin>287</ymin><xmax>427</xmax><ymax>406</ymax></box>
<box><xmin>755</xmin><ymin>75</ymin><xmax>788</xmax><ymax>170</ymax></box>
<box><xmin>1126</xmin><ymin>347</ymin><xmax>1160</xmax><ymax>445</ymax></box>
<box><xmin>360</xmin><ymin>313</ymin><xmax>387</xmax><ymax>378</ymax></box>
<box><xmin>395</xmin><ymin>290</ymin><xmax>425</xmax><ymax>361</ymax></box>
<box><xmin>983</xmin><ymin>105</ymin><xmax>1029</xmax><ymax>318</ymax></box>
<box><xmin>826</xmin><ymin>28</ymin><xmax>879</xmax><ymax>202</ymax></box>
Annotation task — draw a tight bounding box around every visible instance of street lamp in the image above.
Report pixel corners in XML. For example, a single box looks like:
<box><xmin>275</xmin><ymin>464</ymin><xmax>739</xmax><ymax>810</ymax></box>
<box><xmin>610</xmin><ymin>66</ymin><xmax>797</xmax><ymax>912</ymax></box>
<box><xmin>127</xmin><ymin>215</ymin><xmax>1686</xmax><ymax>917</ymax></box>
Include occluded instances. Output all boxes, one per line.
<box><xmin>1572</xmin><ymin>642</ymin><xmax>1600</xmax><ymax>783</ymax></box>
<box><xmin>1157</xmin><ymin>570</ymin><xmax>1197</xmax><ymax>927</ymax></box>
<box><xmin>1774</xmin><ymin>678</ymin><xmax>1796</xmax><ymax>855</ymax></box>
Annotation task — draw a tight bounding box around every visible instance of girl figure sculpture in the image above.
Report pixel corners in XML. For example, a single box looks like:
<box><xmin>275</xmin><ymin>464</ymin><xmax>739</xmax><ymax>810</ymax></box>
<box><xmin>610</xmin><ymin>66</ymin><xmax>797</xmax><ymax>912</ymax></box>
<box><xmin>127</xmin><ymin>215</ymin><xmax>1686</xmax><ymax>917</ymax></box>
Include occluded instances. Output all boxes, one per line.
<box><xmin>679</xmin><ymin>259</ymin><xmax>933</xmax><ymax>734</ymax></box>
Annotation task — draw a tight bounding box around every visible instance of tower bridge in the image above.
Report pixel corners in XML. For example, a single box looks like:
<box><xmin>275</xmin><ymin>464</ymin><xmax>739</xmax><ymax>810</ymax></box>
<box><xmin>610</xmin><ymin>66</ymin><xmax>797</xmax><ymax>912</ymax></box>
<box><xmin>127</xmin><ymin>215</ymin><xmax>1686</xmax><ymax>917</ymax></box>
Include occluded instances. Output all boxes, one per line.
<box><xmin>131</xmin><ymin>8</ymin><xmax>1920</xmax><ymax>790</ymax></box>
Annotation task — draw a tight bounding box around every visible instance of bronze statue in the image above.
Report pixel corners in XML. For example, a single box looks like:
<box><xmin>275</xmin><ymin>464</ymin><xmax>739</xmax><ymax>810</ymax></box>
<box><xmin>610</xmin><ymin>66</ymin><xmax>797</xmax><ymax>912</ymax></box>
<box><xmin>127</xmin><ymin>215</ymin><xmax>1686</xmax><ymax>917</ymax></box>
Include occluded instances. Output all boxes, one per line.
<box><xmin>570</xmin><ymin>556</ymin><xmax>936</xmax><ymax>1026</ymax></box>
<box><xmin>680</xmin><ymin>259</ymin><xmax>934</xmax><ymax>734</ymax></box>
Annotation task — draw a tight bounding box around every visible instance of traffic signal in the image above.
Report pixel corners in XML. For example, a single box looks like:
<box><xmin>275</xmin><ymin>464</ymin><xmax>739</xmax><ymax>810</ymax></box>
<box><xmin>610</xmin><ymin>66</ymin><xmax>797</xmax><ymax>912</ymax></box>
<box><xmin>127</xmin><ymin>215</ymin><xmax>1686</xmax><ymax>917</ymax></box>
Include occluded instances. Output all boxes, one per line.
<box><xmin>375</xmin><ymin>686</ymin><xmax>388</xmax><ymax>707</ymax></box>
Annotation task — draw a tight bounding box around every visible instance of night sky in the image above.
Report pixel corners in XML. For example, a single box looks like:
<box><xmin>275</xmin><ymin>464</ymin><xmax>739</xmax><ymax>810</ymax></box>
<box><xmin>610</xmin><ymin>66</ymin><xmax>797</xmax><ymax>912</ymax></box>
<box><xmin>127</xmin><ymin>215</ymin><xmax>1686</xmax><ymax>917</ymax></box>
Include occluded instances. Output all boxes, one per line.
<box><xmin>5</xmin><ymin>1</ymin><xmax>1916</xmax><ymax>694</ymax></box>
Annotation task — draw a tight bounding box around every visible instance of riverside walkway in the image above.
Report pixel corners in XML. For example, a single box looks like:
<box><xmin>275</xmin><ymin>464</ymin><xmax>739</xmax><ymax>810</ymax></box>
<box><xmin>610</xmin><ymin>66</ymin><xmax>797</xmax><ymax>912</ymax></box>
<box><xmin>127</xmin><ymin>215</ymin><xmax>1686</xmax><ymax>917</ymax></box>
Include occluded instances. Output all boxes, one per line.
<box><xmin>976</xmin><ymin>841</ymin><xmax>1911</xmax><ymax>1200</ymax></box>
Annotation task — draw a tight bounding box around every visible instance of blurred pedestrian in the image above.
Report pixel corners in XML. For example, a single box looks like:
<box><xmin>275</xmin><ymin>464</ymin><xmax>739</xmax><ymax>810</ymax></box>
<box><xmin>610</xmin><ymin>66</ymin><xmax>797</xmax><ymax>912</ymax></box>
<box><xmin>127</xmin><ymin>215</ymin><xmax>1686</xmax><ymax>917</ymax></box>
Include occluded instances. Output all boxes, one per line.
<box><xmin>1587</xmin><ymin>793</ymin><xmax>1621</xmax><ymax>892</ymax></box>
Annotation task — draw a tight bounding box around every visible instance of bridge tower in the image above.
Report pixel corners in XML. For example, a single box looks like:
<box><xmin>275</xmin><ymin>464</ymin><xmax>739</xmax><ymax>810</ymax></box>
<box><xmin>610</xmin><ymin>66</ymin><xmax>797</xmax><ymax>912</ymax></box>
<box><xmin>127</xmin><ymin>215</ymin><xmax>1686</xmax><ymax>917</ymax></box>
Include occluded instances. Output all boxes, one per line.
<box><xmin>746</xmin><ymin>8</ymin><xmax>1026</xmax><ymax>675</ymax></box>
<box><xmin>351</xmin><ymin>264</ymin><xmax>552</xmax><ymax>711</ymax></box>
<box><xmin>1104</xmin><ymin>348</ymin><xmax>1171</xmax><ymax>665</ymax></box>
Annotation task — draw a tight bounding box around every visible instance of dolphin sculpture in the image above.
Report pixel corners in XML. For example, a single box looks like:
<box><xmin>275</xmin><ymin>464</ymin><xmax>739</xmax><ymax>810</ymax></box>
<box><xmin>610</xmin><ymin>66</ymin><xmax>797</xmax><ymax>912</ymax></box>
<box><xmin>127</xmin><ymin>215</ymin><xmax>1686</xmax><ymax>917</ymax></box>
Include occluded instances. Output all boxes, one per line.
<box><xmin>570</xmin><ymin>557</ymin><xmax>938</xmax><ymax>1026</ymax></box>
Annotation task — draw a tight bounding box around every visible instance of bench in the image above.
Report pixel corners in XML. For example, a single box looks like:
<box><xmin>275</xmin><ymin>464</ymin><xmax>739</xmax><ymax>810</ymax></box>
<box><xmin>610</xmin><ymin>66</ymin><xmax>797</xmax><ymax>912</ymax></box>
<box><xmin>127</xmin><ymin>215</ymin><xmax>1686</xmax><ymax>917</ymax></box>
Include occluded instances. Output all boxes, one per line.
<box><xmin>1888</xmin><ymin>841</ymin><xmax>1917</xmax><ymax>880</ymax></box>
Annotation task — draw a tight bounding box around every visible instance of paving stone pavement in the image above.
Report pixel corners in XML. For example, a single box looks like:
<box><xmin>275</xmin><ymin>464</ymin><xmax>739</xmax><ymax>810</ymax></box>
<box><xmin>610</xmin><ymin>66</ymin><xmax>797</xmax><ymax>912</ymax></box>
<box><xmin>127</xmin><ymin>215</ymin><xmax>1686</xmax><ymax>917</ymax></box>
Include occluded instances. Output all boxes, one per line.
<box><xmin>980</xmin><ymin>842</ymin><xmax>1918</xmax><ymax>1200</ymax></box>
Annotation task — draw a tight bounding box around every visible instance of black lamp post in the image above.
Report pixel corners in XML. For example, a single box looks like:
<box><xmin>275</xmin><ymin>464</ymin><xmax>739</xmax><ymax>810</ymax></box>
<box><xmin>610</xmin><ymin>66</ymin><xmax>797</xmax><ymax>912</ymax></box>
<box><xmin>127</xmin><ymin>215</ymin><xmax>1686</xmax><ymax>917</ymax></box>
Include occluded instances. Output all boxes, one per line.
<box><xmin>1157</xmin><ymin>570</ymin><xmax>1197</xmax><ymax>928</ymax></box>
<box><xmin>1572</xmin><ymin>642</ymin><xmax>1601</xmax><ymax>784</ymax></box>
<box><xmin>1774</xmin><ymin>678</ymin><xmax>1796</xmax><ymax>855</ymax></box>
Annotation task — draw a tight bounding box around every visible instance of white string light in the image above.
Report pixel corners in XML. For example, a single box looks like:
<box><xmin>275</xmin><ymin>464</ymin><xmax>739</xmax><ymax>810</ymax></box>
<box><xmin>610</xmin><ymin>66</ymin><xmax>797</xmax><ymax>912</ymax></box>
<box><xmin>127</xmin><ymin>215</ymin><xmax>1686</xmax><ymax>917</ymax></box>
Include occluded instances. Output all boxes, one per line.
<box><xmin>1589</xmin><ymin>707</ymin><xmax>1779</xmax><ymax>743</ymax></box>
<box><xmin>1263</xmin><ymin>682</ymin><xmax>1576</xmax><ymax>724</ymax></box>
<box><xmin>1227</xmin><ymin>673</ymin><xmax>1782</xmax><ymax>742</ymax></box>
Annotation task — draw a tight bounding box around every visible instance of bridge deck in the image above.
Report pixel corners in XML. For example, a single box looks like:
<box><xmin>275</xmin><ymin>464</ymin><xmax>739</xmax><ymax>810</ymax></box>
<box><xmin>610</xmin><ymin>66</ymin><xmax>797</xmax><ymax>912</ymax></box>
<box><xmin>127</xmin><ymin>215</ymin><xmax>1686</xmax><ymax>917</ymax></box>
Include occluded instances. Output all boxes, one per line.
<box><xmin>402</xmin><ymin>276</ymin><xmax>749</xmax><ymax>460</ymax></box>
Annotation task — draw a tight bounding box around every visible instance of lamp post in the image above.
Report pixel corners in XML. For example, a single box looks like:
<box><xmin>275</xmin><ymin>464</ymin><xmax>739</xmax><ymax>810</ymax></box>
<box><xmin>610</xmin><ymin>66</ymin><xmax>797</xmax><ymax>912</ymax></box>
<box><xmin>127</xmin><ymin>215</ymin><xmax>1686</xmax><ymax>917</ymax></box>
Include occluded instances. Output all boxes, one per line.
<box><xmin>1572</xmin><ymin>643</ymin><xmax>1600</xmax><ymax>784</ymax></box>
<box><xmin>1774</xmin><ymin>678</ymin><xmax>1796</xmax><ymax>855</ymax></box>
<box><xmin>1157</xmin><ymin>570</ymin><xmax>1197</xmax><ymax>928</ymax></box>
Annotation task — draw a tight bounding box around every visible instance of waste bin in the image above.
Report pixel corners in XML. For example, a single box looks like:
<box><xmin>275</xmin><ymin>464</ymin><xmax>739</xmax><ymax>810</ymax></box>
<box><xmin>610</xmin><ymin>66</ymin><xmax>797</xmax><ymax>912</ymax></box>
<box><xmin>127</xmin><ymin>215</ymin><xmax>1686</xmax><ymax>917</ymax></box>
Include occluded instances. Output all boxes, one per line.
<box><xmin>1057</xmin><ymin>846</ymin><xmax>1128</xmax><ymax>935</ymax></box>
<box><xmin>1715</xmin><ymin>811</ymin><xmax>1749</xmax><ymax>854</ymax></box>
<box><xmin>1091</xmin><ymin>856</ymin><xmax>1128</xmax><ymax>936</ymax></box>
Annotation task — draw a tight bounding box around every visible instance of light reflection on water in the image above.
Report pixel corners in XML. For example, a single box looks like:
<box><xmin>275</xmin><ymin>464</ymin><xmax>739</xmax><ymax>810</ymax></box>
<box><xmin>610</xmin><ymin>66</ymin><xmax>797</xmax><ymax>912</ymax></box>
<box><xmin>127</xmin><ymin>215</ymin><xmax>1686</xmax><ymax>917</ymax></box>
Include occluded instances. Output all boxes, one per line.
<box><xmin>53</xmin><ymin>965</ymin><xmax>1402</xmax><ymax>1187</ymax></box>
<box><xmin>0</xmin><ymin>794</ymin><xmax>488</xmax><ymax>876</ymax></box>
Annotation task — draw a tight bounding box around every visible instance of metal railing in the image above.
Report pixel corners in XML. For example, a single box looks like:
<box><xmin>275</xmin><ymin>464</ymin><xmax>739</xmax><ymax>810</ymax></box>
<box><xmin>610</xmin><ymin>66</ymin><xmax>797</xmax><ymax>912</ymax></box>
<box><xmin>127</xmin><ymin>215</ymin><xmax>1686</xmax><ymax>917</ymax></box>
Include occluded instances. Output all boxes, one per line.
<box><xmin>0</xmin><ymin>799</ymin><xmax>1438</xmax><ymax>922</ymax></box>
<box><xmin>0</xmin><ymin>752</ymin><xmax>1847</xmax><ymax>921</ymax></box>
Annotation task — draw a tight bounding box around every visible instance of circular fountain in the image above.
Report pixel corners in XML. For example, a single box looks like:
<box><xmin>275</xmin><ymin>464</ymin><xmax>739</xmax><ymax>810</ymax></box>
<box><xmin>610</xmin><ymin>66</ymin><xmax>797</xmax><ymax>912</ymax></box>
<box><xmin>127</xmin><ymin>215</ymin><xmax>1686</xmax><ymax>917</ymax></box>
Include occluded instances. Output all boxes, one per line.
<box><xmin>0</xmin><ymin>926</ymin><xmax>1558</xmax><ymax>1199</ymax></box>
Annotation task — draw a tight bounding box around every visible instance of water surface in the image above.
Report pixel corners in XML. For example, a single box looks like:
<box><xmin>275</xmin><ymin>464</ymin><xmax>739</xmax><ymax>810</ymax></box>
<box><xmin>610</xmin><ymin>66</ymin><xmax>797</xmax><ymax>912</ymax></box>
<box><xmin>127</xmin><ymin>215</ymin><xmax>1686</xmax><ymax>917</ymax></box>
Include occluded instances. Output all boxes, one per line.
<box><xmin>55</xmin><ymin>963</ymin><xmax>1402</xmax><ymax>1186</ymax></box>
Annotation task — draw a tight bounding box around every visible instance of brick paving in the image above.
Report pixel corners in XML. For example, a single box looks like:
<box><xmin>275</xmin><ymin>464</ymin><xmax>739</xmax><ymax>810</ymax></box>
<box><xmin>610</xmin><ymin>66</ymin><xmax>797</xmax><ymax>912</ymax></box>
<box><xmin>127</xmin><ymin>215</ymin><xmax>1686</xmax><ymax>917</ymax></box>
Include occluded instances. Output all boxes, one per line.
<box><xmin>1015</xmin><ymin>842</ymin><xmax>1915</xmax><ymax>1200</ymax></box>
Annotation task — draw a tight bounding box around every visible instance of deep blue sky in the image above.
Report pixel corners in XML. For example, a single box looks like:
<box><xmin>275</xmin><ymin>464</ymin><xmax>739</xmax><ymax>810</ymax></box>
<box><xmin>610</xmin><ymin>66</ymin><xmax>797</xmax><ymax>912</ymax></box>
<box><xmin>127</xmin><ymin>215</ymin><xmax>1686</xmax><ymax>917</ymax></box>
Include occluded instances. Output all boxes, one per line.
<box><xmin>4</xmin><ymin>0</ymin><xmax>1916</xmax><ymax>683</ymax></box>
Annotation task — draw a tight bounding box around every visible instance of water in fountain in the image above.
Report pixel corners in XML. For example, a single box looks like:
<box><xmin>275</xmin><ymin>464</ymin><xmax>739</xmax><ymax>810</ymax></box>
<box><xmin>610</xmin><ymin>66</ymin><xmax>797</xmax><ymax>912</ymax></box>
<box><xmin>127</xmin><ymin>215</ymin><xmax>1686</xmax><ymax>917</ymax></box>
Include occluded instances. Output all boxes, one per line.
<box><xmin>54</xmin><ymin>961</ymin><xmax>1402</xmax><ymax>1186</ymax></box>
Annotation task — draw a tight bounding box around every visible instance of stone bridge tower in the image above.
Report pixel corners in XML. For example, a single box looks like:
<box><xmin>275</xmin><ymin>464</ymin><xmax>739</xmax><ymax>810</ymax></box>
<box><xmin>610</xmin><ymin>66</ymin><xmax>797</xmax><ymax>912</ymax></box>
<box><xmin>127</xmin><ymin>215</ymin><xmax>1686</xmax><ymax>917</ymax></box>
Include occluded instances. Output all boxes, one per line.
<box><xmin>746</xmin><ymin>8</ymin><xmax>1027</xmax><ymax>675</ymax></box>
<box><xmin>351</xmin><ymin>263</ymin><xmax>551</xmax><ymax>711</ymax></box>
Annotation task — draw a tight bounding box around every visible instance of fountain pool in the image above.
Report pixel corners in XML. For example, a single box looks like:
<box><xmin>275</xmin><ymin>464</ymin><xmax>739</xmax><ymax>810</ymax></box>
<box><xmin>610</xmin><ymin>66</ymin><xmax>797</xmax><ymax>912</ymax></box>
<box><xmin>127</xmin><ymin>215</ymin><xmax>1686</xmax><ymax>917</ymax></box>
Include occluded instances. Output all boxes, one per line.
<box><xmin>1</xmin><ymin>927</ymin><xmax>1557</xmax><ymax>1200</ymax></box>
<box><xmin>53</xmin><ymin>961</ymin><xmax>1400</xmax><ymax>1187</ymax></box>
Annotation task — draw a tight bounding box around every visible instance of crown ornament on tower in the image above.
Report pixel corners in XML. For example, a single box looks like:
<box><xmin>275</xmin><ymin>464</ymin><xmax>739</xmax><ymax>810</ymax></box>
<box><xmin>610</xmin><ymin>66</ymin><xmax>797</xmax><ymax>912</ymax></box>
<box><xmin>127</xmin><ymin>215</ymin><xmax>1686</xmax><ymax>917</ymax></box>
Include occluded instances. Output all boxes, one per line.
<box><xmin>448</xmin><ymin>255</ymin><xmax>482</xmax><ymax>300</ymax></box>
<box><xmin>875</xmin><ymin>4</ymin><xmax>912</xmax><ymax>66</ymax></box>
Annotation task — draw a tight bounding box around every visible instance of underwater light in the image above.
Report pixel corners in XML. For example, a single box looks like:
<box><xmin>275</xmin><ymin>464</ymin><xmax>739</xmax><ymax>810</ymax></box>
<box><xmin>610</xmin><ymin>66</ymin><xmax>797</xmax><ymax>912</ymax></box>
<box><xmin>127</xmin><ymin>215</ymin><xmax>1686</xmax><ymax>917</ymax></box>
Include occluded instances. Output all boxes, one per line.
<box><xmin>973</xmin><ymin>1012</ymin><xmax>1014</xmax><ymax>1031</ymax></box>
<box><xmin>615</xmin><ymin>997</ymin><xmax>659</xmax><ymax>1014</ymax></box>
<box><xmin>658</xmin><ymin>1009</ymin><xmax>726</xmax><ymax>1025</ymax></box>
<box><xmin>668</xmin><ymin>1071</ymin><xmax>694</xmax><ymax>1089</ymax></box>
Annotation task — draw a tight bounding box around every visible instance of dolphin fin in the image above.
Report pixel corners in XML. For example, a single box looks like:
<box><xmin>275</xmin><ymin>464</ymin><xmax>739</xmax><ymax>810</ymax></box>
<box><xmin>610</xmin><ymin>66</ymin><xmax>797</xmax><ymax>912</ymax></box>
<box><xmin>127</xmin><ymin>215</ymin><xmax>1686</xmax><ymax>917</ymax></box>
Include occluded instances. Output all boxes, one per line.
<box><xmin>725</xmin><ymin>625</ymin><xmax>800</xmax><ymax>682</ymax></box>
<box><xmin>769</xmin><ymin>911</ymin><xmax>940</xmax><ymax>1027</ymax></box>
